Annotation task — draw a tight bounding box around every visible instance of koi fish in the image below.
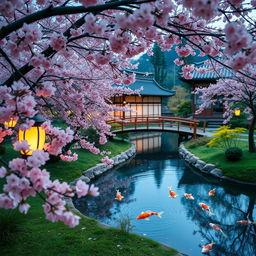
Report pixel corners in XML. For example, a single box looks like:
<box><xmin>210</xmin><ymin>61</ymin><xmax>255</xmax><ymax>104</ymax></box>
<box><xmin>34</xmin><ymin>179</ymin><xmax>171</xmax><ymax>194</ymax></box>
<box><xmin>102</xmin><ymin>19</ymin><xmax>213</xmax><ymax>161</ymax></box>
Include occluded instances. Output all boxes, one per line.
<box><xmin>237</xmin><ymin>220</ymin><xmax>256</xmax><ymax>225</ymax></box>
<box><xmin>202</xmin><ymin>241</ymin><xmax>215</xmax><ymax>254</ymax></box>
<box><xmin>199</xmin><ymin>202</ymin><xmax>214</xmax><ymax>215</ymax></box>
<box><xmin>169</xmin><ymin>187</ymin><xmax>178</xmax><ymax>198</ymax></box>
<box><xmin>208</xmin><ymin>188</ymin><xmax>216</xmax><ymax>196</ymax></box>
<box><xmin>184</xmin><ymin>193</ymin><xmax>194</xmax><ymax>200</ymax></box>
<box><xmin>136</xmin><ymin>210</ymin><xmax>164</xmax><ymax>220</ymax></box>
<box><xmin>115</xmin><ymin>190</ymin><xmax>124</xmax><ymax>201</ymax></box>
<box><xmin>209</xmin><ymin>223</ymin><xmax>227</xmax><ymax>237</ymax></box>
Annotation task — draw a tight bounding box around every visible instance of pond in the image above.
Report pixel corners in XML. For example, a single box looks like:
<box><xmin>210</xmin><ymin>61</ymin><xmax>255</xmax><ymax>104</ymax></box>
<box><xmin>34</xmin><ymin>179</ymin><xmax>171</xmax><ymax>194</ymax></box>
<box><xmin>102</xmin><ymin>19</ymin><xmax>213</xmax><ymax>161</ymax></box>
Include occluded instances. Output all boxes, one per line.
<box><xmin>74</xmin><ymin>132</ymin><xmax>256</xmax><ymax>256</ymax></box>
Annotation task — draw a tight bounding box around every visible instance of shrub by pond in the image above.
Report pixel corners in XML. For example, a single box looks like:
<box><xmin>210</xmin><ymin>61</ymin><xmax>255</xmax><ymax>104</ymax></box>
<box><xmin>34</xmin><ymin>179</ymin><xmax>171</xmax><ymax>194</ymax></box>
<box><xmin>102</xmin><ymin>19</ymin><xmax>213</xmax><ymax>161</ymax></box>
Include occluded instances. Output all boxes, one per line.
<box><xmin>225</xmin><ymin>147</ymin><xmax>243</xmax><ymax>161</ymax></box>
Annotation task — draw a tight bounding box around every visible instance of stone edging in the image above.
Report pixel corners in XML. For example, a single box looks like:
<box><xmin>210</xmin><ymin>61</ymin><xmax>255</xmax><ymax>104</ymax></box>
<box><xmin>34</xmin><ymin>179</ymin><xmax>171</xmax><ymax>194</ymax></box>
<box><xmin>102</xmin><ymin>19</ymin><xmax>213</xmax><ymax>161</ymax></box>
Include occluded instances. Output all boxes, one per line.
<box><xmin>65</xmin><ymin>143</ymin><xmax>136</xmax><ymax>214</ymax></box>
<box><xmin>179</xmin><ymin>143</ymin><xmax>256</xmax><ymax>188</ymax></box>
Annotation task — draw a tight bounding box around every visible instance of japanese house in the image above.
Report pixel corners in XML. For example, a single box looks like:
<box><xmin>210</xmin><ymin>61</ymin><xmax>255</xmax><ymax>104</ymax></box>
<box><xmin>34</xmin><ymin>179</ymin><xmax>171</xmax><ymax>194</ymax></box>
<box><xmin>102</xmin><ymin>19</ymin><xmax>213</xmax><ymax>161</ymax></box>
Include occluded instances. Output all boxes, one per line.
<box><xmin>112</xmin><ymin>72</ymin><xmax>175</xmax><ymax>119</ymax></box>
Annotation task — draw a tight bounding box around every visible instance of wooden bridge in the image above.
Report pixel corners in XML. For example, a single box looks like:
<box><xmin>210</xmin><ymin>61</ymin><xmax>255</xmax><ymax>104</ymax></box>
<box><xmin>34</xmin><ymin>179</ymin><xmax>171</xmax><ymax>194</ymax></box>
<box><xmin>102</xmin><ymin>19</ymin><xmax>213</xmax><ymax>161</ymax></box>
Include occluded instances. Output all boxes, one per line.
<box><xmin>108</xmin><ymin>116</ymin><xmax>207</xmax><ymax>138</ymax></box>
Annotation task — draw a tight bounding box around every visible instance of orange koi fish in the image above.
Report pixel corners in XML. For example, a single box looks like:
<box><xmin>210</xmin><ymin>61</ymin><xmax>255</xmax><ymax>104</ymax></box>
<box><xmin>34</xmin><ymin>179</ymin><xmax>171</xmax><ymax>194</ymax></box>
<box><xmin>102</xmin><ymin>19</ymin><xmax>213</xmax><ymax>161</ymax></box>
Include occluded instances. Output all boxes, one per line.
<box><xmin>208</xmin><ymin>188</ymin><xmax>216</xmax><ymax>196</ymax></box>
<box><xmin>202</xmin><ymin>241</ymin><xmax>215</xmax><ymax>254</ymax></box>
<box><xmin>199</xmin><ymin>203</ymin><xmax>214</xmax><ymax>215</ymax></box>
<box><xmin>136</xmin><ymin>210</ymin><xmax>164</xmax><ymax>220</ymax></box>
<box><xmin>237</xmin><ymin>220</ymin><xmax>256</xmax><ymax>225</ymax></box>
<box><xmin>169</xmin><ymin>187</ymin><xmax>178</xmax><ymax>198</ymax></box>
<box><xmin>184</xmin><ymin>193</ymin><xmax>194</xmax><ymax>200</ymax></box>
<box><xmin>209</xmin><ymin>223</ymin><xmax>227</xmax><ymax>237</ymax></box>
<box><xmin>115</xmin><ymin>190</ymin><xmax>124</xmax><ymax>201</ymax></box>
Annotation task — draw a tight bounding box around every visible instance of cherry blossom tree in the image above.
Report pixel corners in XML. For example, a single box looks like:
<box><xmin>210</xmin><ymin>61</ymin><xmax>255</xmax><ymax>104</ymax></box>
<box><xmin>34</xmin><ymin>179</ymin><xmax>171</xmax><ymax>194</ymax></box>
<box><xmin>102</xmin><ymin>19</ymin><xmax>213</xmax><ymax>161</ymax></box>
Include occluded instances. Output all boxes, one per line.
<box><xmin>0</xmin><ymin>0</ymin><xmax>256</xmax><ymax>226</ymax></box>
<box><xmin>195</xmin><ymin>67</ymin><xmax>256</xmax><ymax>152</ymax></box>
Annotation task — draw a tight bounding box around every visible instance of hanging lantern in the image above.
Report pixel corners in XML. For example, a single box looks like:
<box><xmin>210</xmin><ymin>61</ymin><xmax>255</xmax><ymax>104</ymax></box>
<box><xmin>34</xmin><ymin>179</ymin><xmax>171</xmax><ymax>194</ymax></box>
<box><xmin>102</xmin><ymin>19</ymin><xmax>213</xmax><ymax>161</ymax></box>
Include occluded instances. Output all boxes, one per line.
<box><xmin>123</xmin><ymin>100</ymin><xmax>127</xmax><ymax>105</ymax></box>
<box><xmin>3</xmin><ymin>117</ymin><xmax>18</xmax><ymax>128</ymax></box>
<box><xmin>234</xmin><ymin>109</ymin><xmax>241</xmax><ymax>117</ymax></box>
<box><xmin>18</xmin><ymin>114</ymin><xmax>46</xmax><ymax>156</ymax></box>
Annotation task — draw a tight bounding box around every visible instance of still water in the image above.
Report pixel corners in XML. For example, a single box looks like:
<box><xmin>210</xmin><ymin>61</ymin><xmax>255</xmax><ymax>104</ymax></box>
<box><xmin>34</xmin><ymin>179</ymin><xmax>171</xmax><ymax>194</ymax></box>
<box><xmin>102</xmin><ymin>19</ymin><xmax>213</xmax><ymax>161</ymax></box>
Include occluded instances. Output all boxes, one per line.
<box><xmin>75</xmin><ymin>132</ymin><xmax>256</xmax><ymax>256</ymax></box>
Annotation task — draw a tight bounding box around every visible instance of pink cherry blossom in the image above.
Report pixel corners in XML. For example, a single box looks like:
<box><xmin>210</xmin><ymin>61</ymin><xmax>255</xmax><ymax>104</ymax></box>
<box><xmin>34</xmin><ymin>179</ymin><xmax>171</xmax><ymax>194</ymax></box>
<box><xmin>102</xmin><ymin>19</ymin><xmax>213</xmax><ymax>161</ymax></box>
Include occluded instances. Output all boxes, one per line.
<box><xmin>0</xmin><ymin>167</ymin><xmax>7</xmax><ymax>178</ymax></box>
<box><xmin>13</xmin><ymin>140</ymin><xmax>31</xmax><ymax>152</ymax></box>
<box><xmin>75</xmin><ymin>180</ymin><xmax>89</xmax><ymax>198</ymax></box>
<box><xmin>19</xmin><ymin>202</ymin><xmax>30</xmax><ymax>214</ymax></box>
<box><xmin>88</xmin><ymin>184</ymin><xmax>100</xmax><ymax>197</ymax></box>
<box><xmin>101</xmin><ymin>156</ymin><xmax>114</xmax><ymax>166</ymax></box>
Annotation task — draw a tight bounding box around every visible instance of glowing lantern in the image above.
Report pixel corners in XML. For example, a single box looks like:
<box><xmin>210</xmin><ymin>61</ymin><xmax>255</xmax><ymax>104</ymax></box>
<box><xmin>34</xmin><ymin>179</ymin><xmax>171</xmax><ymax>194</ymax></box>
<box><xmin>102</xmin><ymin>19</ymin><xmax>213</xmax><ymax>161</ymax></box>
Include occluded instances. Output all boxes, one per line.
<box><xmin>123</xmin><ymin>100</ymin><xmax>127</xmax><ymax>105</ymax></box>
<box><xmin>67</xmin><ymin>110</ymin><xmax>73</xmax><ymax>116</ymax></box>
<box><xmin>234</xmin><ymin>109</ymin><xmax>241</xmax><ymax>117</ymax></box>
<box><xmin>3</xmin><ymin>117</ymin><xmax>18</xmax><ymax>128</ymax></box>
<box><xmin>18</xmin><ymin>114</ymin><xmax>46</xmax><ymax>156</ymax></box>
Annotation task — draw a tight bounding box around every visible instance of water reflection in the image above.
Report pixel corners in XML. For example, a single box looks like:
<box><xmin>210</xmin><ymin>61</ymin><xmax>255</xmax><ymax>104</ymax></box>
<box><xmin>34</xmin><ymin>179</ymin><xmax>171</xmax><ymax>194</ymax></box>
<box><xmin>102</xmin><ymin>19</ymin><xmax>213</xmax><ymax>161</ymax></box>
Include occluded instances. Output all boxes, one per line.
<box><xmin>74</xmin><ymin>132</ymin><xmax>256</xmax><ymax>256</ymax></box>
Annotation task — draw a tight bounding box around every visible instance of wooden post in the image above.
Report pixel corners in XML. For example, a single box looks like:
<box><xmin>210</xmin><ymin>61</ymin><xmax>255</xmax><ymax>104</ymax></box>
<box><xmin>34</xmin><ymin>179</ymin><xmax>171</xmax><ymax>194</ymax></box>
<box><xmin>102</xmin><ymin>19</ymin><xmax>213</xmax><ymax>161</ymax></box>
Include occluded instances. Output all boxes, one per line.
<box><xmin>147</xmin><ymin>117</ymin><xmax>149</xmax><ymax>129</ymax></box>
<box><xmin>121</xmin><ymin>121</ymin><xmax>124</xmax><ymax>131</ymax></box>
<box><xmin>193</xmin><ymin>121</ymin><xmax>197</xmax><ymax>138</ymax></box>
<box><xmin>135</xmin><ymin>117</ymin><xmax>137</xmax><ymax>130</ymax></box>
<box><xmin>178</xmin><ymin>121</ymin><xmax>180</xmax><ymax>131</ymax></box>
<box><xmin>203</xmin><ymin>120</ymin><xmax>206</xmax><ymax>133</ymax></box>
<box><xmin>162</xmin><ymin>119</ymin><xmax>164</xmax><ymax>130</ymax></box>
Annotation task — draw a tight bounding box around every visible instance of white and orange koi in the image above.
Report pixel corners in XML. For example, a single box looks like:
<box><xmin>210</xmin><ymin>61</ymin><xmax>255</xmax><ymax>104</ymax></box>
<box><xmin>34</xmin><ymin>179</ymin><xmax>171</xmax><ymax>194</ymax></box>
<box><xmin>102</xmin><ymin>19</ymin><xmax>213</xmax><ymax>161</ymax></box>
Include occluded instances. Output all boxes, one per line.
<box><xmin>199</xmin><ymin>202</ymin><xmax>214</xmax><ymax>215</ymax></box>
<box><xmin>208</xmin><ymin>188</ymin><xmax>216</xmax><ymax>196</ymax></box>
<box><xmin>209</xmin><ymin>223</ymin><xmax>227</xmax><ymax>237</ymax></box>
<box><xmin>136</xmin><ymin>210</ymin><xmax>164</xmax><ymax>220</ymax></box>
<box><xmin>169</xmin><ymin>187</ymin><xmax>178</xmax><ymax>198</ymax></box>
<box><xmin>201</xmin><ymin>241</ymin><xmax>215</xmax><ymax>254</ymax></box>
<box><xmin>115</xmin><ymin>190</ymin><xmax>124</xmax><ymax>201</ymax></box>
<box><xmin>237</xmin><ymin>220</ymin><xmax>256</xmax><ymax>225</ymax></box>
<box><xmin>184</xmin><ymin>193</ymin><xmax>194</xmax><ymax>200</ymax></box>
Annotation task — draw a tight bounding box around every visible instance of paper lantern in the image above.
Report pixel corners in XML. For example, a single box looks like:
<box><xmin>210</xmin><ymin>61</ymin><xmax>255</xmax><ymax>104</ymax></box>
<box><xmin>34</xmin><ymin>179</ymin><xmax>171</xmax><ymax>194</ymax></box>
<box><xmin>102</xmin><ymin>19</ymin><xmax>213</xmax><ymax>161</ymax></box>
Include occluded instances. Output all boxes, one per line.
<box><xmin>234</xmin><ymin>109</ymin><xmax>241</xmax><ymax>117</ymax></box>
<box><xmin>18</xmin><ymin>114</ymin><xmax>46</xmax><ymax>156</ymax></box>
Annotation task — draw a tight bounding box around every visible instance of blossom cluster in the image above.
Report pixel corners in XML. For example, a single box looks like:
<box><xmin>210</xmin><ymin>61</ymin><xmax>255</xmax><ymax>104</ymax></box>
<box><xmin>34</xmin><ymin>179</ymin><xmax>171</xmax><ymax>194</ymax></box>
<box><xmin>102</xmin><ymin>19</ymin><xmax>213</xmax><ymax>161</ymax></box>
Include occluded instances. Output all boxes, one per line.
<box><xmin>0</xmin><ymin>148</ymin><xmax>98</xmax><ymax>227</ymax></box>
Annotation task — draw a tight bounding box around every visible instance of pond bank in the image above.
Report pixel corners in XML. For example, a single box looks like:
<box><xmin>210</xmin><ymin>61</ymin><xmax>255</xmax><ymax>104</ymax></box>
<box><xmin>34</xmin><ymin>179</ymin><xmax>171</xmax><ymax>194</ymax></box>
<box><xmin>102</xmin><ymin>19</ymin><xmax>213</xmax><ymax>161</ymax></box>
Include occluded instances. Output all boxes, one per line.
<box><xmin>66</xmin><ymin>142</ymin><xmax>182</xmax><ymax>256</ymax></box>
<box><xmin>179</xmin><ymin>143</ymin><xmax>256</xmax><ymax>188</ymax></box>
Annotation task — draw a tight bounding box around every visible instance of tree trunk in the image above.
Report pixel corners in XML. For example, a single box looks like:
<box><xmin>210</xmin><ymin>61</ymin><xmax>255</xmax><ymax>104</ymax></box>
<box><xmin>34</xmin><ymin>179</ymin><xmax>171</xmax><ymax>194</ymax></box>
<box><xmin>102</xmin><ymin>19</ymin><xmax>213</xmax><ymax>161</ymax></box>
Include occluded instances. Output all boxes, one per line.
<box><xmin>248</xmin><ymin>116</ymin><xmax>256</xmax><ymax>152</ymax></box>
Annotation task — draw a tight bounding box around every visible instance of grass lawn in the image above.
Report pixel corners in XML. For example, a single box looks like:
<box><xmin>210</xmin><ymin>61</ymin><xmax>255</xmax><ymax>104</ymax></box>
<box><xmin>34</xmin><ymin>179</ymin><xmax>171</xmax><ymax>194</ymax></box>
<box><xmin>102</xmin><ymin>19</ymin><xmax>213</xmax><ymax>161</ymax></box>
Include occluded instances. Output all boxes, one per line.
<box><xmin>184</xmin><ymin>140</ymin><xmax>256</xmax><ymax>182</ymax></box>
<box><xmin>0</xmin><ymin>139</ymin><xmax>178</xmax><ymax>256</ymax></box>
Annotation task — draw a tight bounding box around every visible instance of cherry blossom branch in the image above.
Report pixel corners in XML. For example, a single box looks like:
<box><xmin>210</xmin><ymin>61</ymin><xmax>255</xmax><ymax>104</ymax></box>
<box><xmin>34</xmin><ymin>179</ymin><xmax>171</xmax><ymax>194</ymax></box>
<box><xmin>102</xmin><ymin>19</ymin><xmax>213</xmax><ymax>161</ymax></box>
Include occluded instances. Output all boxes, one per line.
<box><xmin>0</xmin><ymin>0</ymin><xmax>153</xmax><ymax>41</ymax></box>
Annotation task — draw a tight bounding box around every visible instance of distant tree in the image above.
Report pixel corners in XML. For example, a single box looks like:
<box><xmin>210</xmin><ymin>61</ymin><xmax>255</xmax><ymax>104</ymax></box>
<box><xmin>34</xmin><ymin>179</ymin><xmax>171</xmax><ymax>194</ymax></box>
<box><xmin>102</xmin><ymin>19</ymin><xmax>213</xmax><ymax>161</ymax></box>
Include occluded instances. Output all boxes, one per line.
<box><xmin>168</xmin><ymin>86</ymin><xmax>190</xmax><ymax>113</ymax></box>
<box><xmin>150</xmin><ymin>44</ymin><xmax>167</xmax><ymax>87</ymax></box>
<box><xmin>176</xmin><ymin>100</ymin><xmax>192</xmax><ymax>117</ymax></box>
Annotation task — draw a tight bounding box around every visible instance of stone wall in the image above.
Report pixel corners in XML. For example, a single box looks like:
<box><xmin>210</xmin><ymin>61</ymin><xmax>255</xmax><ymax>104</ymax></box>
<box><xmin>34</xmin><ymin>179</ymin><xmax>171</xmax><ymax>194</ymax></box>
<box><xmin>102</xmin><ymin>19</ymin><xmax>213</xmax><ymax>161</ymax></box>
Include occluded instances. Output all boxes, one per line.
<box><xmin>65</xmin><ymin>143</ymin><xmax>136</xmax><ymax>213</ymax></box>
<box><xmin>179</xmin><ymin>143</ymin><xmax>256</xmax><ymax>188</ymax></box>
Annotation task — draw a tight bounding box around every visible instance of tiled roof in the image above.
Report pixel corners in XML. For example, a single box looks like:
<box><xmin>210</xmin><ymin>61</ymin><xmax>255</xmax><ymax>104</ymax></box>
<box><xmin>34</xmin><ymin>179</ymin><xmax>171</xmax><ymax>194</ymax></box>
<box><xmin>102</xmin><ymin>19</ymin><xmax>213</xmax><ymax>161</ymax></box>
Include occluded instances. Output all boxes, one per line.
<box><xmin>181</xmin><ymin>62</ymin><xmax>234</xmax><ymax>81</ymax></box>
<box><xmin>115</xmin><ymin>72</ymin><xmax>175</xmax><ymax>96</ymax></box>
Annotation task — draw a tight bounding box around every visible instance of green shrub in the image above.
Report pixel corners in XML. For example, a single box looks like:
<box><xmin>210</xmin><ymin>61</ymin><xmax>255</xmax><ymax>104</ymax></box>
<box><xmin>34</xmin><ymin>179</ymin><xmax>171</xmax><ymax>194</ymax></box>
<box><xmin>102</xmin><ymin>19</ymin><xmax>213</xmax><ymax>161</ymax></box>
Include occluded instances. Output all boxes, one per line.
<box><xmin>225</xmin><ymin>147</ymin><xmax>243</xmax><ymax>161</ymax></box>
<box><xmin>188</xmin><ymin>136</ymin><xmax>211</xmax><ymax>148</ymax></box>
<box><xmin>175</xmin><ymin>100</ymin><xmax>192</xmax><ymax>117</ymax></box>
<box><xmin>0</xmin><ymin>210</ymin><xmax>24</xmax><ymax>244</ymax></box>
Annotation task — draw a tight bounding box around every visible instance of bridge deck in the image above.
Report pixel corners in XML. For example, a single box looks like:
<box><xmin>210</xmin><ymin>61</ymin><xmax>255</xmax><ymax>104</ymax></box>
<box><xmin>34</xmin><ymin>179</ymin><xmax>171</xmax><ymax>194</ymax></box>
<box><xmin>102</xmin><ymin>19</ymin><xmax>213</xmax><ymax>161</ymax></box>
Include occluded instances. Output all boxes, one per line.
<box><xmin>108</xmin><ymin>117</ymin><xmax>208</xmax><ymax>138</ymax></box>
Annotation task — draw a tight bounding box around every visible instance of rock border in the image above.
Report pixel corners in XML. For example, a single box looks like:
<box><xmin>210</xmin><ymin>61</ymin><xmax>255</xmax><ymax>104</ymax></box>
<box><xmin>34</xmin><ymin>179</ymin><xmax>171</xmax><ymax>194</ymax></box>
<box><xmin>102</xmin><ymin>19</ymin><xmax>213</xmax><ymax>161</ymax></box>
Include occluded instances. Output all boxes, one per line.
<box><xmin>179</xmin><ymin>143</ymin><xmax>256</xmax><ymax>188</ymax></box>
<box><xmin>65</xmin><ymin>143</ymin><xmax>136</xmax><ymax>213</ymax></box>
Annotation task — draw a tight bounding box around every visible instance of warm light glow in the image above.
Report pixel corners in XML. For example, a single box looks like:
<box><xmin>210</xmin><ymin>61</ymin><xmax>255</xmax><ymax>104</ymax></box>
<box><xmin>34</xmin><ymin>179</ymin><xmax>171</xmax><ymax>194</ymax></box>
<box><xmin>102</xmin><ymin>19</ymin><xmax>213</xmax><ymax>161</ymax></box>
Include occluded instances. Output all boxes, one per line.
<box><xmin>67</xmin><ymin>110</ymin><xmax>73</xmax><ymax>115</ymax></box>
<box><xmin>3</xmin><ymin>117</ymin><xmax>18</xmax><ymax>128</ymax></box>
<box><xmin>234</xmin><ymin>109</ymin><xmax>241</xmax><ymax>117</ymax></box>
<box><xmin>123</xmin><ymin>101</ymin><xmax>126</xmax><ymax>105</ymax></box>
<box><xmin>18</xmin><ymin>126</ymin><xmax>46</xmax><ymax>156</ymax></box>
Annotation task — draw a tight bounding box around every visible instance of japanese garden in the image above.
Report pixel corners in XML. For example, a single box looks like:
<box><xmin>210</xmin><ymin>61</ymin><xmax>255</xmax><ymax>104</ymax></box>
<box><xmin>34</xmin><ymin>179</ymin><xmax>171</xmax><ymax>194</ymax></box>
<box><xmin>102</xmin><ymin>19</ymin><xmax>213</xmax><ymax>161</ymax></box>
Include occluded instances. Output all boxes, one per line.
<box><xmin>0</xmin><ymin>1</ymin><xmax>256</xmax><ymax>256</ymax></box>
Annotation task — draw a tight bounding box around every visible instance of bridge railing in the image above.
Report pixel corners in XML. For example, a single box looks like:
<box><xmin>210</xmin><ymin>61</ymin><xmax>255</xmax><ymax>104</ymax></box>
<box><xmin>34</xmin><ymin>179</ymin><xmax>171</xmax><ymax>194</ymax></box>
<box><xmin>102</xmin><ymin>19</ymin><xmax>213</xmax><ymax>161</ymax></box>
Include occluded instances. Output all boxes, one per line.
<box><xmin>107</xmin><ymin>116</ymin><xmax>204</xmax><ymax>138</ymax></box>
